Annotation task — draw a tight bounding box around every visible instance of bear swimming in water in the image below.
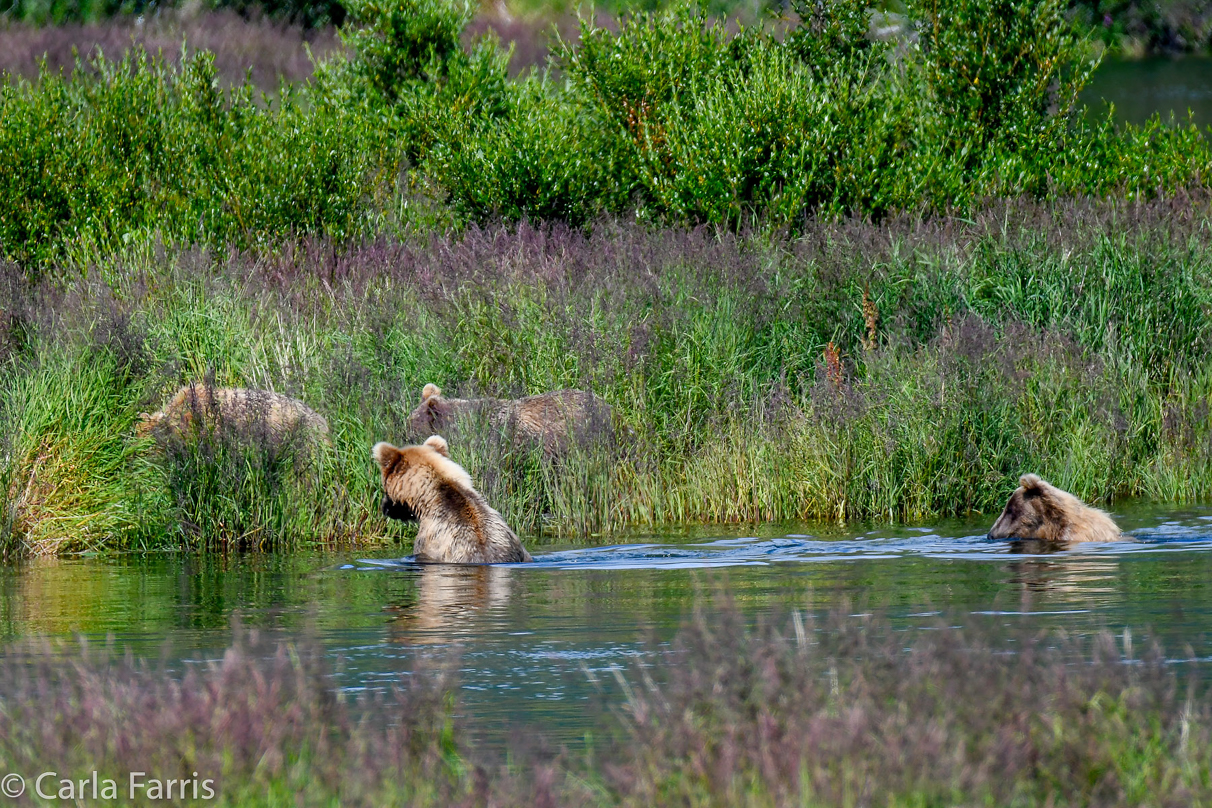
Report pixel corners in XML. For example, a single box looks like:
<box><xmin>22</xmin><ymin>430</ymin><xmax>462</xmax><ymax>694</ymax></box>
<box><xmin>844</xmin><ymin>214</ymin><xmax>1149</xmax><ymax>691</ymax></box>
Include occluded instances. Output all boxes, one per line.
<box><xmin>987</xmin><ymin>474</ymin><xmax>1121</xmax><ymax>544</ymax></box>
<box><xmin>373</xmin><ymin>435</ymin><xmax>532</xmax><ymax>564</ymax></box>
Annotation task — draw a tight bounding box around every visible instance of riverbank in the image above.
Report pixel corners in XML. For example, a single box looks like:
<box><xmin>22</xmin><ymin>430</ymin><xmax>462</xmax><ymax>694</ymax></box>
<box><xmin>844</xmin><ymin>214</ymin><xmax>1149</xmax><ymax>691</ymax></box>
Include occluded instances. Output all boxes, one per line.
<box><xmin>2</xmin><ymin>197</ymin><xmax>1211</xmax><ymax>556</ymax></box>
<box><xmin>3</xmin><ymin>1</ymin><xmax>1212</xmax><ymax>556</ymax></box>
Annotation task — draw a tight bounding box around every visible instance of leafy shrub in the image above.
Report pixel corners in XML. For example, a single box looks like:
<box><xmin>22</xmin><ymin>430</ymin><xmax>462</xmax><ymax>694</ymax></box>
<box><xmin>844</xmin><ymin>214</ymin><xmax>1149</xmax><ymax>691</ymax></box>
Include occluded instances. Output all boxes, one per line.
<box><xmin>399</xmin><ymin>0</ymin><xmax>1209</xmax><ymax>227</ymax></box>
<box><xmin>0</xmin><ymin>49</ymin><xmax>392</xmax><ymax>268</ymax></box>
<box><xmin>427</xmin><ymin>80</ymin><xmax>634</xmax><ymax>223</ymax></box>
<box><xmin>3</xmin><ymin>0</ymin><xmax>1212</xmax><ymax>268</ymax></box>
<box><xmin>330</xmin><ymin>0</ymin><xmax>510</xmax><ymax>162</ymax></box>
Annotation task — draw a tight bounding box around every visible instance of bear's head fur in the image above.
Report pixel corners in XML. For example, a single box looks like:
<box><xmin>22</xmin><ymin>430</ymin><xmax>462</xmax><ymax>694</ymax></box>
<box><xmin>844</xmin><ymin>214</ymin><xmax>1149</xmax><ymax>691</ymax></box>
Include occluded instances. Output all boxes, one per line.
<box><xmin>372</xmin><ymin>435</ymin><xmax>531</xmax><ymax>564</ymax></box>
<box><xmin>987</xmin><ymin>474</ymin><xmax>1121</xmax><ymax>543</ymax></box>
<box><xmin>373</xmin><ymin>436</ymin><xmax>472</xmax><ymax>523</ymax></box>
<box><xmin>407</xmin><ymin>384</ymin><xmax>465</xmax><ymax>436</ymax></box>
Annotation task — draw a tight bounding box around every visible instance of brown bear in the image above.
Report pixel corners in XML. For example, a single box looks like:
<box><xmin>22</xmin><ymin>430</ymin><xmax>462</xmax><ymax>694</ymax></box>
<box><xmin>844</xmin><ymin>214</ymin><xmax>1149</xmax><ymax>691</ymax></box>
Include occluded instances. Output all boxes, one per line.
<box><xmin>373</xmin><ymin>435</ymin><xmax>533</xmax><ymax>564</ymax></box>
<box><xmin>987</xmin><ymin>474</ymin><xmax>1121</xmax><ymax>543</ymax></box>
<box><xmin>407</xmin><ymin>383</ymin><xmax>613</xmax><ymax>455</ymax></box>
<box><xmin>136</xmin><ymin>383</ymin><xmax>330</xmax><ymax>446</ymax></box>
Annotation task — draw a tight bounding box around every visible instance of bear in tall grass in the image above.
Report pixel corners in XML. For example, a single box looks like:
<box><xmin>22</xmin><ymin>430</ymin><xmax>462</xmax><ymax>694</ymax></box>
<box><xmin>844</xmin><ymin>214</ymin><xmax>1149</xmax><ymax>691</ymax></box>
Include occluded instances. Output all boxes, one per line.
<box><xmin>373</xmin><ymin>435</ymin><xmax>533</xmax><ymax>564</ymax></box>
<box><xmin>987</xmin><ymin>474</ymin><xmax>1121</xmax><ymax>543</ymax></box>
<box><xmin>136</xmin><ymin>383</ymin><xmax>330</xmax><ymax>446</ymax></box>
<box><xmin>407</xmin><ymin>383</ymin><xmax>613</xmax><ymax>455</ymax></box>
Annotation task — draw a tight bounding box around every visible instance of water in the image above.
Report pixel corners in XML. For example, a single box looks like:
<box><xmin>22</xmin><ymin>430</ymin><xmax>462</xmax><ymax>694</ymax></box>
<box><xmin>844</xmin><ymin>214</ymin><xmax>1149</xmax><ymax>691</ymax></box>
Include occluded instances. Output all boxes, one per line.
<box><xmin>3</xmin><ymin>501</ymin><xmax>1212</xmax><ymax>751</ymax></box>
<box><xmin>1082</xmin><ymin>56</ymin><xmax>1212</xmax><ymax>129</ymax></box>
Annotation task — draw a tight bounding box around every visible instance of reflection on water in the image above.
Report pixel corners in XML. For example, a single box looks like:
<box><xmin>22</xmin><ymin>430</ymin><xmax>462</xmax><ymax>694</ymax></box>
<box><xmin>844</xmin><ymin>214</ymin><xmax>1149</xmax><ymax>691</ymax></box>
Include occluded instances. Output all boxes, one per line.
<box><xmin>1082</xmin><ymin>57</ymin><xmax>1212</xmax><ymax>129</ymax></box>
<box><xmin>1</xmin><ymin>500</ymin><xmax>1212</xmax><ymax>750</ymax></box>
<box><xmin>381</xmin><ymin>564</ymin><xmax>516</xmax><ymax>644</ymax></box>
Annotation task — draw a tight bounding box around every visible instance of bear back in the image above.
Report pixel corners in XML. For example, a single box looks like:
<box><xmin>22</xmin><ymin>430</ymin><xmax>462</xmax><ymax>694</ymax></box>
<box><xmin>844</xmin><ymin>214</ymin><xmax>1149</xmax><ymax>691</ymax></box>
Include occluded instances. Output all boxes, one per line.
<box><xmin>373</xmin><ymin>438</ymin><xmax>532</xmax><ymax>564</ymax></box>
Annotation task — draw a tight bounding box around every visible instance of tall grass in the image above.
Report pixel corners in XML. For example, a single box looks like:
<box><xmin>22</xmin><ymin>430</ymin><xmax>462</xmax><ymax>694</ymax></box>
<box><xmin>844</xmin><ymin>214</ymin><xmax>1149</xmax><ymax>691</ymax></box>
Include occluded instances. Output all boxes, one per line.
<box><xmin>2</xmin><ymin>198</ymin><xmax>1212</xmax><ymax>554</ymax></box>
<box><xmin>2</xmin><ymin>604</ymin><xmax>1210</xmax><ymax>805</ymax></box>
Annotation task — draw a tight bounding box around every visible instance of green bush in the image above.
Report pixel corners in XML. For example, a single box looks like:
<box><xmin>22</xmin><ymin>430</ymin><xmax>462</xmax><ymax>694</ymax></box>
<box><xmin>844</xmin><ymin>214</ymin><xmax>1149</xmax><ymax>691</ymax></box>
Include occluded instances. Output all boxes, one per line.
<box><xmin>0</xmin><ymin>49</ymin><xmax>393</xmax><ymax>268</ymax></box>
<box><xmin>382</xmin><ymin>0</ymin><xmax>1208</xmax><ymax>227</ymax></box>
<box><xmin>2</xmin><ymin>0</ymin><xmax>1212</xmax><ymax>268</ymax></box>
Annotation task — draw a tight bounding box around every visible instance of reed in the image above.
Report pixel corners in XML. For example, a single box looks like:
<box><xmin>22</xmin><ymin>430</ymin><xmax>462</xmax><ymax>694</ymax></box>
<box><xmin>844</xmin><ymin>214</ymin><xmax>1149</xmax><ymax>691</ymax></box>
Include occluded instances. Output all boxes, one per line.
<box><xmin>1</xmin><ymin>604</ymin><xmax>1209</xmax><ymax>805</ymax></box>
<box><xmin>1</xmin><ymin>199</ymin><xmax>1212</xmax><ymax>554</ymax></box>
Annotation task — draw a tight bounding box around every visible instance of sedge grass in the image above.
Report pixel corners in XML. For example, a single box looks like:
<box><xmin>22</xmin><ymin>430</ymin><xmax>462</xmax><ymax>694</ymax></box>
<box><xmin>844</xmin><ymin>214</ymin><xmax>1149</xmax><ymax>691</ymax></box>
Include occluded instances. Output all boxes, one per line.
<box><xmin>1</xmin><ymin>604</ymin><xmax>1210</xmax><ymax>806</ymax></box>
<box><xmin>0</xmin><ymin>200</ymin><xmax>1211</xmax><ymax>554</ymax></box>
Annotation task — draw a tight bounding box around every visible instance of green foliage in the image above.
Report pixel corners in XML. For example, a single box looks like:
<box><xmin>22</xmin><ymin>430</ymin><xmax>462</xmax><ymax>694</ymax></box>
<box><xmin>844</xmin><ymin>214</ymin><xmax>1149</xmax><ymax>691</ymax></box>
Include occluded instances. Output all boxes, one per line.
<box><xmin>916</xmin><ymin>0</ymin><xmax>1095</xmax><ymax>141</ymax></box>
<box><xmin>786</xmin><ymin>0</ymin><xmax>884</xmax><ymax>75</ymax></box>
<box><xmin>0</xmin><ymin>49</ymin><xmax>393</xmax><ymax>268</ymax></box>
<box><xmin>424</xmin><ymin>77</ymin><xmax>635</xmax><ymax>223</ymax></box>
<box><xmin>378</xmin><ymin>0</ymin><xmax>1204</xmax><ymax>227</ymax></box>
<box><xmin>2</xmin><ymin>0</ymin><xmax>1211</xmax><ymax>268</ymax></box>
<box><xmin>4</xmin><ymin>2</ymin><xmax>1212</xmax><ymax>554</ymax></box>
<box><xmin>339</xmin><ymin>0</ymin><xmax>469</xmax><ymax>98</ymax></box>
<box><xmin>155</xmin><ymin>420</ymin><xmax>335</xmax><ymax>552</ymax></box>
<box><xmin>330</xmin><ymin>0</ymin><xmax>510</xmax><ymax>164</ymax></box>
<box><xmin>5</xmin><ymin>202</ymin><xmax>1212</xmax><ymax>554</ymax></box>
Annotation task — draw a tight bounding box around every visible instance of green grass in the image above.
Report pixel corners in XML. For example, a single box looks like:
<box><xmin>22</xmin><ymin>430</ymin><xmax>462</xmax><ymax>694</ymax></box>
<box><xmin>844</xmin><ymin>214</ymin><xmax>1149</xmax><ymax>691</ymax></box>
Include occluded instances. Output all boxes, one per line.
<box><xmin>2</xmin><ymin>200</ymin><xmax>1212</xmax><ymax>554</ymax></box>
<box><xmin>1</xmin><ymin>0</ymin><xmax>1211</xmax><ymax>554</ymax></box>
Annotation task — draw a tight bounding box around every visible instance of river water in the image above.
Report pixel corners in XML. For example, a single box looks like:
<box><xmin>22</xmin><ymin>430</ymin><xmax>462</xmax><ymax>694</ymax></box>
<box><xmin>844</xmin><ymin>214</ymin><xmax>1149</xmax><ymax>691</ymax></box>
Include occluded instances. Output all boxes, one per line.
<box><xmin>3</xmin><ymin>501</ymin><xmax>1212</xmax><ymax>751</ymax></box>
<box><xmin>1082</xmin><ymin>56</ymin><xmax>1212</xmax><ymax>129</ymax></box>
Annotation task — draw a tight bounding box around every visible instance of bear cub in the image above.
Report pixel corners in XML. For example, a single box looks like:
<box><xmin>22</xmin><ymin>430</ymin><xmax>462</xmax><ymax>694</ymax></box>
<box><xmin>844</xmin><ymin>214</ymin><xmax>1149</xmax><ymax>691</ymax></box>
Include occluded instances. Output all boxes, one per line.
<box><xmin>987</xmin><ymin>474</ymin><xmax>1121</xmax><ymax>543</ymax></box>
<box><xmin>373</xmin><ymin>435</ymin><xmax>533</xmax><ymax>564</ymax></box>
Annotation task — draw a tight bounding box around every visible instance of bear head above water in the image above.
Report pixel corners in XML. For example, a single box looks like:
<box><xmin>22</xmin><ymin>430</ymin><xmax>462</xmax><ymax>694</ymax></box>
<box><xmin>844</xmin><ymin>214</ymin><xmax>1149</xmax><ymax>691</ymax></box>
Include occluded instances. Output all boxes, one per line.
<box><xmin>373</xmin><ymin>435</ymin><xmax>532</xmax><ymax>564</ymax></box>
<box><xmin>987</xmin><ymin>474</ymin><xmax>1121</xmax><ymax>544</ymax></box>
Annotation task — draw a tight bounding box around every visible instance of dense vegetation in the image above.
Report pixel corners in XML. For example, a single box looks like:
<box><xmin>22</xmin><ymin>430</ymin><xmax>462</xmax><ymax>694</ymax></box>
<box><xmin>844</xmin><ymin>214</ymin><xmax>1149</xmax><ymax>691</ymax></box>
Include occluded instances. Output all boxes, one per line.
<box><xmin>1</xmin><ymin>0</ymin><xmax>1211</xmax><ymax>554</ymax></box>
<box><xmin>3</xmin><ymin>200</ymin><xmax>1212</xmax><ymax>555</ymax></box>
<box><xmin>2</xmin><ymin>604</ymin><xmax>1209</xmax><ymax>806</ymax></box>
<box><xmin>3</xmin><ymin>0</ymin><xmax>1211</xmax><ymax>270</ymax></box>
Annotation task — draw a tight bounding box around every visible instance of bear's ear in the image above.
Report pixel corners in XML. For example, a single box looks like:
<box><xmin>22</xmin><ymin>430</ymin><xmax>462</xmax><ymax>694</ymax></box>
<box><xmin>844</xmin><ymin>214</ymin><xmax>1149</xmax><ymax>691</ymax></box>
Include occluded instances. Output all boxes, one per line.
<box><xmin>421</xmin><ymin>383</ymin><xmax>441</xmax><ymax>402</ymax></box>
<box><xmin>423</xmin><ymin>435</ymin><xmax>450</xmax><ymax>458</ymax></box>
<box><xmin>373</xmin><ymin>442</ymin><xmax>404</xmax><ymax>473</ymax></box>
<box><xmin>1019</xmin><ymin>473</ymin><xmax>1044</xmax><ymax>491</ymax></box>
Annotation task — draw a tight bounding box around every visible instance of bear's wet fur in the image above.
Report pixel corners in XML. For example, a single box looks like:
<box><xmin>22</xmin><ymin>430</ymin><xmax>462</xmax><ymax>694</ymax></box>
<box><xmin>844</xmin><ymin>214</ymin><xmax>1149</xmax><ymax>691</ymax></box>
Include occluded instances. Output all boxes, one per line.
<box><xmin>407</xmin><ymin>383</ymin><xmax>614</xmax><ymax>455</ymax></box>
<box><xmin>987</xmin><ymin>474</ymin><xmax>1121</xmax><ymax>543</ymax></box>
<box><xmin>373</xmin><ymin>435</ymin><xmax>533</xmax><ymax>564</ymax></box>
<box><xmin>137</xmin><ymin>383</ymin><xmax>330</xmax><ymax>446</ymax></box>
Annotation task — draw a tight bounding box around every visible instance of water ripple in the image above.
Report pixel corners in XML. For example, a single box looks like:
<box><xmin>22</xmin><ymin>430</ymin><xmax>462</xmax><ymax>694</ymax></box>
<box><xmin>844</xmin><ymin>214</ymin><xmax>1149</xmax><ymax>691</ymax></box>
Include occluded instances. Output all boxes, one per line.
<box><xmin>356</xmin><ymin>526</ymin><xmax>1212</xmax><ymax>572</ymax></box>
